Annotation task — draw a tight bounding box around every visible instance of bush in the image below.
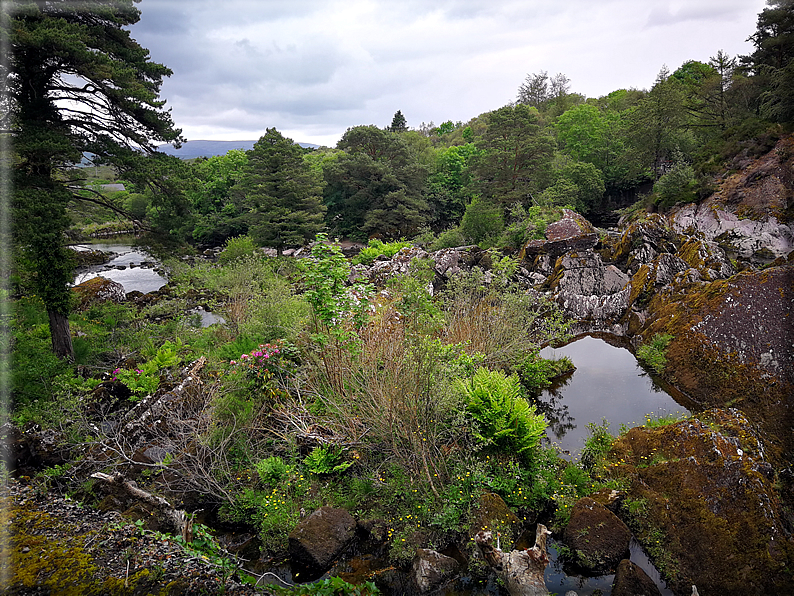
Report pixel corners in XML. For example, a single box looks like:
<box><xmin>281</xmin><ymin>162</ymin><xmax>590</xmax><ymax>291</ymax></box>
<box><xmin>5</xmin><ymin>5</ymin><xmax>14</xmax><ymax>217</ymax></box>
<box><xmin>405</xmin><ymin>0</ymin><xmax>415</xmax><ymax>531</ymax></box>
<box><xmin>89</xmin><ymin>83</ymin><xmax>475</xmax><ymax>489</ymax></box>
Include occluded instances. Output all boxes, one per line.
<box><xmin>653</xmin><ymin>163</ymin><xmax>696</xmax><ymax>207</ymax></box>
<box><xmin>459</xmin><ymin>197</ymin><xmax>504</xmax><ymax>247</ymax></box>
<box><xmin>517</xmin><ymin>353</ymin><xmax>574</xmax><ymax>394</ymax></box>
<box><xmin>218</xmin><ymin>234</ymin><xmax>257</xmax><ymax>264</ymax></box>
<box><xmin>353</xmin><ymin>239</ymin><xmax>411</xmax><ymax>265</ymax></box>
<box><xmin>429</xmin><ymin>226</ymin><xmax>466</xmax><ymax>250</ymax></box>
<box><xmin>455</xmin><ymin>367</ymin><xmax>546</xmax><ymax>460</ymax></box>
<box><xmin>580</xmin><ymin>419</ymin><xmax>613</xmax><ymax>470</ymax></box>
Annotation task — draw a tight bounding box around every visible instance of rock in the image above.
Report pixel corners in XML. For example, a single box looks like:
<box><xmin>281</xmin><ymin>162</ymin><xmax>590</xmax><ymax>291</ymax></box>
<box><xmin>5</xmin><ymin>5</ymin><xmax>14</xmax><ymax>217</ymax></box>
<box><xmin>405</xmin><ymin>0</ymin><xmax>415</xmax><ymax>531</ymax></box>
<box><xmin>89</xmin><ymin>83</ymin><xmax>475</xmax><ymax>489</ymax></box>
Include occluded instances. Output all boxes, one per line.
<box><xmin>612</xmin><ymin>559</ymin><xmax>661</xmax><ymax>596</ymax></box>
<box><xmin>289</xmin><ymin>506</ymin><xmax>356</xmax><ymax>579</ymax></box>
<box><xmin>469</xmin><ymin>492</ymin><xmax>523</xmax><ymax>538</ymax></box>
<box><xmin>412</xmin><ymin>549</ymin><xmax>460</xmax><ymax>593</ymax></box>
<box><xmin>72</xmin><ymin>276</ymin><xmax>126</xmax><ymax>310</ymax></box>
<box><xmin>524</xmin><ymin>209</ymin><xmax>599</xmax><ymax>259</ymax></box>
<box><xmin>562</xmin><ymin>497</ymin><xmax>631</xmax><ymax>575</ymax></box>
<box><xmin>609</xmin><ymin>408</ymin><xmax>794</xmax><ymax>594</ymax></box>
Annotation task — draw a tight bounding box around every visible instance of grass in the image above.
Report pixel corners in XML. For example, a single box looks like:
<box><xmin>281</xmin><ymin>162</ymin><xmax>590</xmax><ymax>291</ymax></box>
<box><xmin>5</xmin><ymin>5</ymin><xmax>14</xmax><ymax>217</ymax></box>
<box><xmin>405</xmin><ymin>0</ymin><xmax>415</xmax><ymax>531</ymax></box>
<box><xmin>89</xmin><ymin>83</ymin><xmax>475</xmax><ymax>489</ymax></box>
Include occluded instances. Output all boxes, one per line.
<box><xmin>637</xmin><ymin>333</ymin><xmax>674</xmax><ymax>375</ymax></box>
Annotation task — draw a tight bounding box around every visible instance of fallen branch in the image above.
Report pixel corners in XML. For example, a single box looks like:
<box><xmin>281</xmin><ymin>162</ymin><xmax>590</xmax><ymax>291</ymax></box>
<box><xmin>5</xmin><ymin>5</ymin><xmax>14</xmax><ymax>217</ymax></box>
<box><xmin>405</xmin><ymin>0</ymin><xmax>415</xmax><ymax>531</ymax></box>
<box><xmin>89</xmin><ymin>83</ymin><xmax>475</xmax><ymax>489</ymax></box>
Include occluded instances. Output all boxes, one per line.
<box><xmin>90</xmin><ymin>472</ymin><xmax>193</xmax><ymax>542</ymax></box>
<box><xmin>475</xmin><ymin>524</ymin><xmax>552</xmax><ymax>596</ymax></box>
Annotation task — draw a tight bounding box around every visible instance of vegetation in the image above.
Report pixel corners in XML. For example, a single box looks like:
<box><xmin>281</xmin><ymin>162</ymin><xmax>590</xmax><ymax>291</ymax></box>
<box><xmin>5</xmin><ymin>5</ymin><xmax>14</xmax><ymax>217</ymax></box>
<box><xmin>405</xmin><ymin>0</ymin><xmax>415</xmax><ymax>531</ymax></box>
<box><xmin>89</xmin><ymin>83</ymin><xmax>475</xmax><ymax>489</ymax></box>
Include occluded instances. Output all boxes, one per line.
<box><xmin>637</xmin><ymin>333</ymin><xmax>674</xmax><ymax>375</ymax></box>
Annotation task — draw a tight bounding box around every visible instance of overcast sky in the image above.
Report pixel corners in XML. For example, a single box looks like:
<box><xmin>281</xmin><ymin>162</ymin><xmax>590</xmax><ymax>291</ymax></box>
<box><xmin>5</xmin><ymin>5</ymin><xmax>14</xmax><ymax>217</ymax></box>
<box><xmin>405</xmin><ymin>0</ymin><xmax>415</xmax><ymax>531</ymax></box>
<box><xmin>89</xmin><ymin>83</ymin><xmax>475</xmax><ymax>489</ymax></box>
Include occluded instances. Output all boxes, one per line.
<box><xmin>131</xmin><ymin>0</ymin><xmax>767</xmax><ymax>148</ymax></box>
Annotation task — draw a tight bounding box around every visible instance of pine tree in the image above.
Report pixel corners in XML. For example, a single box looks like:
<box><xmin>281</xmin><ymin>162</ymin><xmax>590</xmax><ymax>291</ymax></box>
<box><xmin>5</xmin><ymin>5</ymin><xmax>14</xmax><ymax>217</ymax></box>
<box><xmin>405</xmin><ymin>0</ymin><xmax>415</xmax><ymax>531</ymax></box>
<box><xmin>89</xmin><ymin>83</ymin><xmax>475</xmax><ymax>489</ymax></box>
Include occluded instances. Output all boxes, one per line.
<box><xmin>6</xmin><ymin>0</ymin><xmax>183</xmax><ymax>359</ymax></box>
<box><xmin>388</xmin><ymin>110</ymin><xmax>408</xmax><ymax>132</ymax></box>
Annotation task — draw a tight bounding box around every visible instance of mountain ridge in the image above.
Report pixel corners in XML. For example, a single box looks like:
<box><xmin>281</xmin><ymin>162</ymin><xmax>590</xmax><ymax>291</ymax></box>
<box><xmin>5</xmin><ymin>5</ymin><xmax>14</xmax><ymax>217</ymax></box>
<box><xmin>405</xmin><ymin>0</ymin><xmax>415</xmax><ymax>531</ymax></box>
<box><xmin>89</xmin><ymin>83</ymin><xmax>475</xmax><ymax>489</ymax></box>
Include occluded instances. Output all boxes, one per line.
<box><xmin>156</xmin><ymin>139</ymin><xmax>319</xmax><ymax>159</ymax></box>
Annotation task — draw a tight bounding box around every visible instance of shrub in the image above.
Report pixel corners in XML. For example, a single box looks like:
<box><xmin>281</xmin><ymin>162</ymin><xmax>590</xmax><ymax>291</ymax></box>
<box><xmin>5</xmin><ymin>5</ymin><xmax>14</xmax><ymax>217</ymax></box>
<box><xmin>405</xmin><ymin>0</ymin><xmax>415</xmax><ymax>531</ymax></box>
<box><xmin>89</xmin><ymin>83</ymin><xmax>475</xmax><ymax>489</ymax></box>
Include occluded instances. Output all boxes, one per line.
<box><xmin>456</xmin><ymin>367</ymin><xmax>546</xmax><ymax>460</ymax></box>
<box><xmin>580</xmin><ymin>418</ymin><xmax>613</xmax><ymax>471</ymax></box>
<box><xmin>459</xmin><ymin>197</ymin><xmax>504</xmax><ymax>247</ymax></box>
<box><xmin>353</xmin><ymin>239</ymin><xmax>411</xmax><ymax>265</ymax></box>
<box><xmin>256</xmin><ymin>456</ymin><xmax>290</xmax><ymax>485</ymax></box>
<box><xmin>517</xmin><ymin>353</ymin><xmax>575</xmax><ymax>394</ymax></box>
<box><xmin>304</xmin><ymin>445</ymin><xmax>353</xmax><ymax>475</ymax></box>
<box><xmin>430</xmin><ymin>226</ymin><xmax>466</xmax><ymax>250</ymax></box>
<box><xmin>218</xmin><ymin>234</ymin><xmax>257</xmax><ymax>264</ymax></box>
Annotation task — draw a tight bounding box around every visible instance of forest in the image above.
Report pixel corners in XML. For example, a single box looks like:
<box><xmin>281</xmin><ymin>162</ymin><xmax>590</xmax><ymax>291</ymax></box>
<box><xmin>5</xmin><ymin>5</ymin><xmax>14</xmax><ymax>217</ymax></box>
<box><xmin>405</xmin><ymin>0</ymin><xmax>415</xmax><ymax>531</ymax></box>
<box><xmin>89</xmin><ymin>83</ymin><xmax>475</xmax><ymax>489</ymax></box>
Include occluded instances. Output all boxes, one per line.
<box><xmin>4</xmin><ymin>1</ymin><xmax>794</xmax><ymax>595</ymax></box>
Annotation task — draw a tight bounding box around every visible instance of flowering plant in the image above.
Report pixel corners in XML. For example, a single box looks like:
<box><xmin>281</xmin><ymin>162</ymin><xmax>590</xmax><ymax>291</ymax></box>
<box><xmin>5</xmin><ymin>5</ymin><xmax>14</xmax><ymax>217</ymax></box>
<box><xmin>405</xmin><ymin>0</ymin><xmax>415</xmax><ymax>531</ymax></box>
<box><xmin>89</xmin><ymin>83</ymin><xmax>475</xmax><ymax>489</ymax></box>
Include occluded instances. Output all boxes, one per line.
<box><xmin>229</xmin><ymin>341</ymin><xmax>296</xmax><ymax>397</ymax></box>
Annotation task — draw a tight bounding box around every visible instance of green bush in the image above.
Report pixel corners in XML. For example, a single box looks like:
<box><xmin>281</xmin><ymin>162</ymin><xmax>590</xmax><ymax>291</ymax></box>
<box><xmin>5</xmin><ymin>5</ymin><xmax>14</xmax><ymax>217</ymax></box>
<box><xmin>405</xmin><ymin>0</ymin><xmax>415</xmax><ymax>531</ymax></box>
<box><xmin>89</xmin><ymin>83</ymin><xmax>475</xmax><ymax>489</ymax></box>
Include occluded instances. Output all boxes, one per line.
<box><xmin>218</xmin><ymin>234</ymin><xmax>257</xmax><ymax>264</ymax></box>
<box><xmin>429</xmin><ymin>226</ymin><xmax>466</xmax><ymax>250</ymax></box>
<box><xmin>353</xmin><ymin>239</ymin><xmax>411</xmax><ymax>265</ymax></box>
<box><xmin>456</xmin><ymin>367</ymin><xmax>546</xmax><ymax>460</ymax></box>
<box><xmin>304</xmin><ymin>445</ymin><xmax>353</xmax><ymax>475</ymax></box>
<box><xmin>517</xmin><ymin>353</ymin><xmax>574</xmax><ymax>394</ymax></box>
<box><xmin>256</xmin><ymin>456</ymin><xmax>290</xmax><ymax>485</ymax></box>
<box><xmin>580</xmin><ymin>418</ymin><xmax>613</xmax><ymax>471</ymax></box>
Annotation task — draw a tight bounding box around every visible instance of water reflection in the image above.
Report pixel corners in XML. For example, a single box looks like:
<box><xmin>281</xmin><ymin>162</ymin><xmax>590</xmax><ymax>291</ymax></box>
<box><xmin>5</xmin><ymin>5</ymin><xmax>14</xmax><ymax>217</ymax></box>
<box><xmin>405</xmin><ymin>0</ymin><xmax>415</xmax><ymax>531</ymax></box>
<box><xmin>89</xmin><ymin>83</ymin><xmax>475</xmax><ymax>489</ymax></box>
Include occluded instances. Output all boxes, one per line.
<box><xmin>538</xmin><ymin>335</ymin><xmax>690</xmax><ymax>456</ymax></box>
<box><xmin>527</xmin><ymin>374</ymin><xmax>576</xmax><ymax>443</ymax></box>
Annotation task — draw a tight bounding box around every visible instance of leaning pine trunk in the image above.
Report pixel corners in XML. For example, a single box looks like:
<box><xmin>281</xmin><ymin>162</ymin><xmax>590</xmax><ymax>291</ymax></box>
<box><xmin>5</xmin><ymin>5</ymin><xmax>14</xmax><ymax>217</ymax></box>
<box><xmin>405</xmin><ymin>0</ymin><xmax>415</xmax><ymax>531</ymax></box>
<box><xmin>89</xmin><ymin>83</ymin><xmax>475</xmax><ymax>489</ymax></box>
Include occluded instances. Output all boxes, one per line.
<box><xmin>48</xmin><ymin>308</ymin><xmax>74</xmax><ymax>361</ymax></box>
<box><xmin>475</xmin><ymin>524</ymin><xmax>552</xmax><ymax>596</ymax></box>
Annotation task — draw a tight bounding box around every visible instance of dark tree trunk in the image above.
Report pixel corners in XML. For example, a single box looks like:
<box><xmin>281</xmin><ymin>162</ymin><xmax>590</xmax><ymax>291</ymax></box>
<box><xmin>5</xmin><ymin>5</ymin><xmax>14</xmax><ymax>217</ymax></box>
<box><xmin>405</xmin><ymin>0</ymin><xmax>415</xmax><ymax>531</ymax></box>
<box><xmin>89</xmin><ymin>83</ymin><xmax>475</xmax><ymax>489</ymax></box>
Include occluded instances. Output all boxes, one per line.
<box><xmin>48</xmin><ymin>309</ymin><xmax>74</xmax><ymax>361</ymax></box>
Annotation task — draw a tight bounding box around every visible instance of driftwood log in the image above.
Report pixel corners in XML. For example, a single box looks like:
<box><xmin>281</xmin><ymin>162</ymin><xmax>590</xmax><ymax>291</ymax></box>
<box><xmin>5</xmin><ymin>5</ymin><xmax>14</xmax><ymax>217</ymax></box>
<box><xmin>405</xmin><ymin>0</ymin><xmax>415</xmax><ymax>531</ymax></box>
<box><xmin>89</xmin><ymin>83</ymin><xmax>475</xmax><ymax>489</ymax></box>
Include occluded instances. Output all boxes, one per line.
<box><xmin>90</xmin><ymin>472</ymin><xmax>194</xmax><ymax>542</ymax></box>
<box><xmin>475</xmin><ymin>524</ymin><xmax>552</xmax><ymax>596</ymax></box>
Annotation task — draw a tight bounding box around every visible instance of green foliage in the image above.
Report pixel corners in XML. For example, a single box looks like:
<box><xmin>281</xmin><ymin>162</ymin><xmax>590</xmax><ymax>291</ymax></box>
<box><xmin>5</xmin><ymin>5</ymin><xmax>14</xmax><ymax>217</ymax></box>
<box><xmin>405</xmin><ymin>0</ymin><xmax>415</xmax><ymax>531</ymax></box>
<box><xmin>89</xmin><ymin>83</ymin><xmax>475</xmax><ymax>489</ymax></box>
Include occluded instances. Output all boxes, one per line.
<box><xmin>304</xmin><ymin>445</ymin><xmax>353</xmax><ymax>475</ymax></box>
<box><xmin>459</xmin><ymin>197</ymin><xmax>504</xmax><ymax>247</ymax></box>
<box><xmin>237</xmin><ymin>129</ymin><xmax>326</xmax><ymax>252</ymax></box>
<box><xmin>499</xmin><ymin>204</ymin><xmax>563</xmax><ymax>249</ymax></box>
<box><xmin>580</xmin><ymin>419</ymin><xmax>614</xmax><ymax>471</ymax></box>
<box><xmin>256</xmin><ymin>456</ymin><xmax>291</xmax><ymax>485</ymax></box>
<box><xmin>353</xmin><ymin>239</ymin><xmax>411</xmax><ymax>265</ymax></box>
<box><xmin>517</xmin><ymin>353</ymin><xmax>575</xmax><ymax>394</ymax></box>
<box><xmin>218</xmin><ymin>235</ymin><xmax>257</xmax><ymax>264</ymax></box>
<box><xmin>653</xmin><ymin>162</ymin><xmax>697</xmax><ymax>207</ymax></box>
<box><xmin>429</xmin><ymin>227</ymin><xmax>467</xmax><ymax>250</ymax></box>
<box><xmin>637</xmin><ymin>333</ymin><xmax>674</xmax><ymax>374</ymax></box>
<box><xmin>272</xmin><ymin>577</ymin><xmax>380</xmax><ymax>596</ymax></box>
<box><xmin>456</xmin><ymin>368</ymin><xmax>547</xmax><ymax>459</ymax></box>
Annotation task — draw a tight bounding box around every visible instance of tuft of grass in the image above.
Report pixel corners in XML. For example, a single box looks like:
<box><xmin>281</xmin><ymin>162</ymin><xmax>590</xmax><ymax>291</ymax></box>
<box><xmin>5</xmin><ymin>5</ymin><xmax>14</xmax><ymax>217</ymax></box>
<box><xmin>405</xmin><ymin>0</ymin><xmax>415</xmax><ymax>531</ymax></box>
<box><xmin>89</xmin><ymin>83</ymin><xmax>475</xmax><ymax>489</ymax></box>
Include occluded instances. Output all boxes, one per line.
<box><xmin>637</xmin><ymin>333</ymin><xmax>674</xmax><ymax>375</ymax></box>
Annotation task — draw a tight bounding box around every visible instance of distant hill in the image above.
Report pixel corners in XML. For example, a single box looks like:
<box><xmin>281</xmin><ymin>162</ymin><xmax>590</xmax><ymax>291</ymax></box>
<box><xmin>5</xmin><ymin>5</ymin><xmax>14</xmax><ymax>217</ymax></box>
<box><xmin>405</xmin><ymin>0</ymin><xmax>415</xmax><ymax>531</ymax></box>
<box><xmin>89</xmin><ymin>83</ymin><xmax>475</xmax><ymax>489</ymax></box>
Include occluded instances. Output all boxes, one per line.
<box><xmin>155</xmin><ymin>139</ymin><xmax>319</xmax><ymax>159</ymax></box>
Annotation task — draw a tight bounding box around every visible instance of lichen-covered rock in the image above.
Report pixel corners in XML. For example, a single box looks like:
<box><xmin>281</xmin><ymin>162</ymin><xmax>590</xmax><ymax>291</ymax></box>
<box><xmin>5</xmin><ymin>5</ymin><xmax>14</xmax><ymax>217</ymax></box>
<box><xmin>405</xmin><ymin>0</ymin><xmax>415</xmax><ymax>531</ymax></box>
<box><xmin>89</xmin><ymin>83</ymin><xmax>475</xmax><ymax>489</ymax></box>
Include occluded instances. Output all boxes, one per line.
<box><xmin>562</xmin><ymin>497</ymin><xmax>631</xmax><ymax>574</ymax></box>
<box><xmin>412</xmin><ymin>549</ymin><xmax>460</xmax><ymax>593</ymax></box>
<box><xmin>524</xmin><ymin>209</ymin><xmax>598</xmax><ymax>258</ymax></box>
<box><xmin>611</xmin><ymin>559</ymin><xmax>661</xmax><ymax>596</ymax></box>
<box><xmin>289</xmin><ymin>506</ymin><xmax>356</xmax><ymax>579</ymax></box>
<box><xmin>609</xmin><ymin>408</ymin><xmax>794</xmax><ymax>595</ymax></box>
<box><xmin>72</xmin><ymin>276</ymin><xmax>126</xmax><ymax>310</ymax></box>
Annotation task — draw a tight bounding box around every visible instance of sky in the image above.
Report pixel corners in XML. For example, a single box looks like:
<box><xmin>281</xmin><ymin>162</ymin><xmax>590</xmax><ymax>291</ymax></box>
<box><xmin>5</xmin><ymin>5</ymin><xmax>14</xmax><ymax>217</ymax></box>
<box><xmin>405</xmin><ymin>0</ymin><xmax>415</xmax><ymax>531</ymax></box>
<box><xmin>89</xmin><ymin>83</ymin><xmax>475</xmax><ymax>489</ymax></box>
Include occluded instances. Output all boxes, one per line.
<box><xmin>131</xmin><ymin>0</ymin><xmax>768</xmax><ymax>148</ymax></box>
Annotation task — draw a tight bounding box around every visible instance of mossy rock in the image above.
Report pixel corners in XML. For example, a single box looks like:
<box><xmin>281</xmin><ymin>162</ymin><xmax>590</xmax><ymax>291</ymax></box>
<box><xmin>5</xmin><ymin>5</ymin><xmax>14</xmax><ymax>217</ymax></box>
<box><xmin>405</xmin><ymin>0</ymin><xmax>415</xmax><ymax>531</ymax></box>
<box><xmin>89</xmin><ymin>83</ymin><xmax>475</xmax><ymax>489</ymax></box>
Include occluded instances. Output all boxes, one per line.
<box><xmin>607</xmin><ymin>409</ymin><xmax>794</xmax><ymax>594</ymax></box>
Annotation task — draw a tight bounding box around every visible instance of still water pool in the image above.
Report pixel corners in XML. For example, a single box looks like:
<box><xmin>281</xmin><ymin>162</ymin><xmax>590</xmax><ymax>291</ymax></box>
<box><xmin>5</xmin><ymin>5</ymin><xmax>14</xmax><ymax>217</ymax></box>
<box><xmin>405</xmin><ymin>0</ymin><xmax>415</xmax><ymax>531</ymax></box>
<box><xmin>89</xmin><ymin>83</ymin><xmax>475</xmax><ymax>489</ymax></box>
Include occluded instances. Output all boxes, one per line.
<box><xmin>537</xmin><ymin>334</ymin><xmax>692</xmax><ymax>456</ymax></box>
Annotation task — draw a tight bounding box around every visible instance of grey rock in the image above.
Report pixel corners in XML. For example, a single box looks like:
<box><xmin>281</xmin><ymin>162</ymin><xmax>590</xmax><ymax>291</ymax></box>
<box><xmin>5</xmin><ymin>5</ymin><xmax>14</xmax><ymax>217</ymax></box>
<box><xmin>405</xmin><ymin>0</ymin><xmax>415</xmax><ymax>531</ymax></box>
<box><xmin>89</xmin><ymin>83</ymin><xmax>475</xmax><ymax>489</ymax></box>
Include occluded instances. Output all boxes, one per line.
<box><xmin>412</xmin><ymin>549</ymin><xmax>460</xmax><ymax>593</ymax></box>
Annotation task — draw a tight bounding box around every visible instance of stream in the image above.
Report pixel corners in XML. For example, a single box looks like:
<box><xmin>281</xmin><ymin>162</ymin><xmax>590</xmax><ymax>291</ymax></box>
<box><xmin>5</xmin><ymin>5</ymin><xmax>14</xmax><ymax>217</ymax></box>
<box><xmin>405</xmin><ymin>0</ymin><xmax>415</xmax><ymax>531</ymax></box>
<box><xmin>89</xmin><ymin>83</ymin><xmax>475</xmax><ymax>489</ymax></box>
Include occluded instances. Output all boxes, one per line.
<box><xmin>72</xmin><ymin>242</ymin><xmax>168</xmax><ymax>294</ymax></box>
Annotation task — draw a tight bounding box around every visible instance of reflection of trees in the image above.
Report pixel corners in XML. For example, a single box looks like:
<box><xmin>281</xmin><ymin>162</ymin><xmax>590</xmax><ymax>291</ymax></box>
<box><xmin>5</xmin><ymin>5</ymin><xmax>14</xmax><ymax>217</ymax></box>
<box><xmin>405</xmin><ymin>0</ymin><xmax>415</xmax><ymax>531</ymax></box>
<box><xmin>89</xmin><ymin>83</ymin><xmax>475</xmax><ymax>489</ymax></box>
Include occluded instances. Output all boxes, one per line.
<box><xmin>527</xmin><ymin>374</ymin><xmax>576</xmax><ymax>441</ymax></box>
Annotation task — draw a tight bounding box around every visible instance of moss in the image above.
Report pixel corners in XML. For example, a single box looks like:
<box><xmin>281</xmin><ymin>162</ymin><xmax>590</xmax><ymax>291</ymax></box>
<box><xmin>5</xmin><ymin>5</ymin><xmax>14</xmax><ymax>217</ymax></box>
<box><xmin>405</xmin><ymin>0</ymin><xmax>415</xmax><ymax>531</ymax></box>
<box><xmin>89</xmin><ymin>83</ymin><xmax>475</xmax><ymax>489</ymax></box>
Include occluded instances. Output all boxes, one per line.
<box><xmin>4</xmin><ymin>495</ymin><xmax>185</xmax><ymax>595</ymax></box>
<box><xmin>602</xmin><ymin>413</ymin><xmax>794</xmax><ymax>594</ymax></box>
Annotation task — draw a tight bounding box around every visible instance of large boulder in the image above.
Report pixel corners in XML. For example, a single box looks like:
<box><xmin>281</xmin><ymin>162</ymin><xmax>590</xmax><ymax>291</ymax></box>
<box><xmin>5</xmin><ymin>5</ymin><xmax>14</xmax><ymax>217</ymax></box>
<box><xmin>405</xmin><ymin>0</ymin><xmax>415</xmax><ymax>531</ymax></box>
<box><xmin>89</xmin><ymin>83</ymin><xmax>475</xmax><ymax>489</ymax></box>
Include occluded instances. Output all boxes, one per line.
<box><xmin>609</xmin><ymin>408</ymin><xmax>794</xmax><ymax>594</ymax></box>
<box><xmin>611</xmin><ymin>559</ymin><xmax>662</xmax><ymax>596</ymax></box>
<box><xmin>72</xmin><ymin>276</ymin><xmax>126</xmax><ymax>310</ymax></box>
<box><xmin>562</xmin><ymin>497</ymin><xmax>631</xmax><ymax>575</ymax></box>
<box><xmin>412</xmin><ymin>549</ymin><xmax>460</xmax><ymax>593</ymax></box>
<box><xmin>288</xmin><ymin>506</ymin><xmax>357</xmax><ymax>579</ymax></box>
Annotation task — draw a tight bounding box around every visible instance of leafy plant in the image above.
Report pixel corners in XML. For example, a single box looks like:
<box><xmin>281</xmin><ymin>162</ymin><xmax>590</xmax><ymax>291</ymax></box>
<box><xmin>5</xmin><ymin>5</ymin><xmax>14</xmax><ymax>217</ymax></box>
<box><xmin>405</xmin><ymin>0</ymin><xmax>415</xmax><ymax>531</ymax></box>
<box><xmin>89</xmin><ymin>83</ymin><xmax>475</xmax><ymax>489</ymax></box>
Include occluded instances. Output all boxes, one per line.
<box><xmin>637</xmin><ymin>333</ymin><xmax>674</xmax><ymax>375</ymax></box>
<box><xmin>353</xmin><ymin>239</ymin><xmax>411</xmax><ymax>265</ymax></box>
<box><xmin>304</xmin><ymin>445</ymin><xmax>353</xmax><ymax>475</ymax></box>
<box><xmin>256</xmin><ymin>456</ymin><xmax>291</xmax><ymax>485</ymax></box>
<box><xmin>517</xmin><ymin>352</ymin><xmax>575</xmax><ymax>394</ymax></box>
<box><xmin>580</xmin><ymin>418</ymin><xmax>614</xmax><ymax>471</ymax></box>
<box><xmin>271</xmin><ymin>576</ymin><xmax>380</xmax><ymax>596</ymax></box>
<box><xmin>218</xmin><ymin>234</ymin><xmax>257</xmax><ymax>264</ymax></box>
<box><xmin>456</xmin><ymin>367</ymin><xmax>546</xmax><ymax>460</ymax></box>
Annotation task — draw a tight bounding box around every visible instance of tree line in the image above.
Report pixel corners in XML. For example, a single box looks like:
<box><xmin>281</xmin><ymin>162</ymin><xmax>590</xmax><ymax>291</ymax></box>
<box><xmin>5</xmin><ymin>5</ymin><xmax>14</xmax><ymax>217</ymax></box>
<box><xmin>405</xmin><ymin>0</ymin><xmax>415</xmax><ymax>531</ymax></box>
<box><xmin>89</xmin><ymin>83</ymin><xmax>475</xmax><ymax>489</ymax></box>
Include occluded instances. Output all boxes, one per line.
<box><xmin>6</xmin><ymin>0</ymin><xmax>794</xmax><ymax>359</ymax></box>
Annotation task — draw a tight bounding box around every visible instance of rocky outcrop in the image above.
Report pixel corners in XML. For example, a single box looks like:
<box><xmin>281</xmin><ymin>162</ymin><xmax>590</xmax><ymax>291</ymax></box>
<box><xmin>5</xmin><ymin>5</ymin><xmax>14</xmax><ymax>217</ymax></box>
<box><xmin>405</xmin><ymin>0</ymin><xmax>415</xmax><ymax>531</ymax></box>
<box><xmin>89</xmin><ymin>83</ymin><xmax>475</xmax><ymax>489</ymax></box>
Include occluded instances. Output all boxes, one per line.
<box><xmin>411</xmin><ymin>549</ymin><xmax>460</xmax><ymax>593</ymax></box>
<box><xmin>562</xmin><ymin>497</ymin><xmax>631</xmax><ymax>574</ymax></box>
<box><xmin>611</xmin><ymin>559</ymin><xmax>662</xmax><ymax>596</ymax></box>
<box><xmin>610</xmin><ymin>408</ymin><xmax>794</xmax><ymax>595</ymax></box>
<box><xmin>288</xmin><ymin>506</ymin><xmax>357</xmax><ymax>579</ymax></box>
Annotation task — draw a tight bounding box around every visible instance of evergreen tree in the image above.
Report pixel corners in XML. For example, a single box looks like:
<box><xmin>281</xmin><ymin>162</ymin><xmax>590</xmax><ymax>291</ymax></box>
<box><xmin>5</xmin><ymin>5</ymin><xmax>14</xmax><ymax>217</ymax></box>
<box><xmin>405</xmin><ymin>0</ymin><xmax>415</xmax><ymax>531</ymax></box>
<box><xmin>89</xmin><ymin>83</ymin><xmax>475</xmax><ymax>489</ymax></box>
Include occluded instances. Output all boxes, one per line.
<box><xmin>236</xmin><ymin>129</ymin><xmax>326</xmax><ymax>254</ymax></box>
<box><xmin>6</xmin><ymin>0</ymin><xmax>183</xmax><ymax>359</ymax></box>
<box><xmin>389</xmin><ymin>110</ymin><xmax>408</xmax><ymax>132</ymax></box>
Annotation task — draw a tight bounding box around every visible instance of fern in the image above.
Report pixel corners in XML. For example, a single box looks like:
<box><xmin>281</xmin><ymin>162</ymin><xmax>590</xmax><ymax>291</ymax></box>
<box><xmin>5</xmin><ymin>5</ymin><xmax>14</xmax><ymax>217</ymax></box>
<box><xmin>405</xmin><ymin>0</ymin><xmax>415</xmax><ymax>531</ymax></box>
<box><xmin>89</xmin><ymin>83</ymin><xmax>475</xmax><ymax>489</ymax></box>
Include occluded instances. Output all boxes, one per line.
<box><xmin>457</xmin><ymin>367</ymin><xmax>547</xmax><ymax>459</ymax></box>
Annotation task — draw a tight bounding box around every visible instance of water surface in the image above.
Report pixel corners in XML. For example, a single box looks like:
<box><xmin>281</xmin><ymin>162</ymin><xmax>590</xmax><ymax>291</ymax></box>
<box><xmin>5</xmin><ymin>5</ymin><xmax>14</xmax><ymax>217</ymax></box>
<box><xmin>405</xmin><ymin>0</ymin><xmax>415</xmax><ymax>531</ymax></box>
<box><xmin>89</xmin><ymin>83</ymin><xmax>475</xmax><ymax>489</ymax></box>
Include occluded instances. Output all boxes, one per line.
<box><xmin>537</xmin><ymin>335</ymin><xmax>691</xmax><ymax>456</ymax></box>
<box><xmin>72</xmin><ymin>243</ymin><xmax>167</xmax><ymax>294</ymax></box>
